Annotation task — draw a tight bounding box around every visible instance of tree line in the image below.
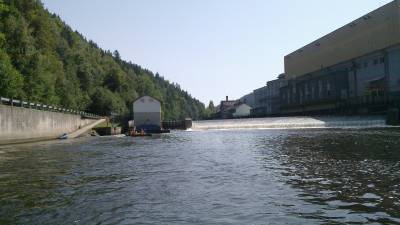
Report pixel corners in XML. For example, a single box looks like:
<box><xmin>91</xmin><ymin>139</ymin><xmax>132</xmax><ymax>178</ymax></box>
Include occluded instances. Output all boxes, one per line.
<box><xmin>0</xmin><ymin>0</ymin><xmax>207</xmax><ymax>120</ymax></box>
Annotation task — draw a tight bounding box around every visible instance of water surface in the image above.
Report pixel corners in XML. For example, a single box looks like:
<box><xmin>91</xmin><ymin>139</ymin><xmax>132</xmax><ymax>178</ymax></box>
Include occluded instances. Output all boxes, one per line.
<box><xmin>1</xmin><ymin>129</ymin><xmax>400</xmax><ymax>224</ymax></box>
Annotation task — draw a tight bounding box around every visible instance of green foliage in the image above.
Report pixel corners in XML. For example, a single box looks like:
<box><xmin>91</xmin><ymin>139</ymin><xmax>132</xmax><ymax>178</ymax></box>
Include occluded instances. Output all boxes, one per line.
<box><xmin>89</xmin><ymin>87</ymin><xmax>127</xmax><ymax>116</ymax></box>
<box><xmin>0</xmin><ymin>49</ymin><xmax>24</xmax><ymax>98</ymax></box>
<box><xmin>0</xmin><ymin>0</ymin><xmax>206</xmax><ymax>119</ymax></box>
<box><xmin>0</xmin><ymin>1</ymin><xmax>8</xmax><ymax>13</ymax></box>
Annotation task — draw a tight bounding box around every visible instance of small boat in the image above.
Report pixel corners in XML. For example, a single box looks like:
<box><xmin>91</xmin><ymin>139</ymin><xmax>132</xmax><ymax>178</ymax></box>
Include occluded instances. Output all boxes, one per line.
<box><xmin>58</xmin><ymin>133</ymin><xmax>68</xmax><ymax>140</ymax></box>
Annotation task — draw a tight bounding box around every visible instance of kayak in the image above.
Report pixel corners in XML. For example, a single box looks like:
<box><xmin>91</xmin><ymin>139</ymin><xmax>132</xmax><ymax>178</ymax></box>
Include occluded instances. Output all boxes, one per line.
<box><xmin>58</xmin><ymin>133</ymin><xmax>68</xmax><ymax>140</ymax></box>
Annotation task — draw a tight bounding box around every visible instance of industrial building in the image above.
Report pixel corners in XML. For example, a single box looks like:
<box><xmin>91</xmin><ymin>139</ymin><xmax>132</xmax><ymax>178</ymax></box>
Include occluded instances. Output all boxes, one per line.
<box><xmin>133</xmin><ymin>96</ymin><xmax>162</xmax><ymax>131</ymax></box>
<box><xmin>251</xmin><ymin>74</ymin><xmax>287</xmax><ymax>116</ymax></box>
<box><xmin>249</xmin><ymin>0</ymin><xmax>400</xmax><ymax>117</ymax></box>
<box><xmin>280</xmin><ymin>0</ymin><xmax>400</xmax><ymax>114</ymax></box>
<box><xmin>252</xmin><ymin>86</ymin><xmax>269</xmax><ymax>116</ymax></box>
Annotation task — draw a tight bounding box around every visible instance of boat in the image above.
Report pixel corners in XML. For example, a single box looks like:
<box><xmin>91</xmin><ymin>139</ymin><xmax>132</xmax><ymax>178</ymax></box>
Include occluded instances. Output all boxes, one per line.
<box><xmin>128</xmin><ymin>130</ymin><xmax>152</xmax><ymax>137</ymax></box>
<box><xmin>58</xmin><ymin>133</ymin><xmax>68</xmax><ymax>140</ymax></box>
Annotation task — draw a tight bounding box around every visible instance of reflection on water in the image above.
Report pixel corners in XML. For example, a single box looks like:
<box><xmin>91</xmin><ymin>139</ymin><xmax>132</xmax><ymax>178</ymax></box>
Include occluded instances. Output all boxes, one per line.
<box><xmin>0</xmin><ymin>129</ymin><xmax>400</xmax><ymax>224</ymax></box>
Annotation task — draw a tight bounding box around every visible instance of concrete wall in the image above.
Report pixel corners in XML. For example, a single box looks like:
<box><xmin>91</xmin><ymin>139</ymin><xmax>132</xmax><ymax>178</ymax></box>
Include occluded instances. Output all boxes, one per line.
<box><xmin>285</xmin><ymin>0</ymin><xmax>400</xmax><ymax>79</ymax></box>
<box><xmin>0</xmin><ymin>105</ymin><xmax>96</xmax><ymax>144</ymax></box>
<box><xmin>354</xmin><ymin>52</ymin><xmax>386</xmax><ymax>97</ymax></box>
<box><xmin>133</xmin><ymin>112</ymin><xmax>161</xmax><ymax>129</ymax></box>
<box><xmin>388</xmin><ymin>46</ymin><xmax>400</xmax><ymax>93</ymax></box>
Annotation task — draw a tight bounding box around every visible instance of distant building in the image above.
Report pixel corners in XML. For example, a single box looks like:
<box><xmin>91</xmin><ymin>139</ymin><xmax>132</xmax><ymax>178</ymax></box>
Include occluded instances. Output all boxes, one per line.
<box><xmin>251</xmin><ymin>74</ymin><xmax>287</xmax><ymax>117</ymax></box>
<box><xmin>285</xmin><ymin>1</ymin><xmax>400</xmax><ymax>81</ymax></box>
<box><xmin>133</xmin><ymin>96</ymin><xmax>161</xmax><ymax>131</ymax></box>
<box><xmin>239</xmin><ymin>93</ymin><xmax>255</xmax><ymax>108</ymax></box>
<box><xmin>266</xmin><ymin>74</ymin><xmax>287</xmax><ymax>115</ymax></box>
<box><xmin>280</xmin><ymin>0</ymin><xmax>400</xmax><ymax>114</ymax></box>
<box><xmin>213</xmin><ymin>96</ymin><xmax>252</xmax><ymax>119</ymax></box>
<box><xmin>218</xmin><ymin>96</ymin><xmax>237</xmax><ymax>119</ymax></box>
<box><xmin>252</xmin><ymin>86</ymin><xmax>268</xmax><ymax>116</ymax></box>
<box><xmin>232</xmin><ymin>103</ymin><xmax>252</xmax><ymax>118</ymax></box>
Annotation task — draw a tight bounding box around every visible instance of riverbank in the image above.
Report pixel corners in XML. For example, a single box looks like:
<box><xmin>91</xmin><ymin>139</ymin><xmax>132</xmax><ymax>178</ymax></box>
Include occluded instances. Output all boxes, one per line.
<box><xmin>0</xmin><ymin>104</ymin><xmax>103</xmax><ymax>145</ymax></box>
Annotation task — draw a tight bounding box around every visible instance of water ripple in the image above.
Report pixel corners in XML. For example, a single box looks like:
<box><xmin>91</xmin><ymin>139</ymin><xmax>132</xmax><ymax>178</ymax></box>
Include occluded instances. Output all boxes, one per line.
<box><xmin>0</xmin><ymin>129</ymin><xmax>400</xmax><ymax>224</ymax></box>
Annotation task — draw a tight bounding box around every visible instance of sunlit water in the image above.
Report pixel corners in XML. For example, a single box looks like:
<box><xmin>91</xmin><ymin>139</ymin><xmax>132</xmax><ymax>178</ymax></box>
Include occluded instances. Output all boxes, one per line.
<box><xmin>1</xmin><ymin>128</ymin><xmax>400</xmax><ymax>224</ymax></box>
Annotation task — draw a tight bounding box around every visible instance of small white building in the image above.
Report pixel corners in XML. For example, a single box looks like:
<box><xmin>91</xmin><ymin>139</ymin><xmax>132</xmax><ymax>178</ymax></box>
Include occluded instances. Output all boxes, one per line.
<box><xmin>133</xmin><ymin>96</ymin><xmax>161</xmax><ymax>131</ymax></box>
<box><xmin>232</xmin><ymin>103</ymin><xmax>252</xmax><ymax>118</ymax></box>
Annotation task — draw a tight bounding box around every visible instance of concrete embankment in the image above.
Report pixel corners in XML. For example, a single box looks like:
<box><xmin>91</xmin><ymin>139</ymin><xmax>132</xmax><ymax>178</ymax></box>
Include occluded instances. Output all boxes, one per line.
<box><xmin>0</xmin><ymin>105</ymin><xmax>101</xmax><ymax>145</ymax></box>
<box><xmin>192</xmin><ymin>116</ymin><xmax>389</xmax><ymax>130</ymax></box>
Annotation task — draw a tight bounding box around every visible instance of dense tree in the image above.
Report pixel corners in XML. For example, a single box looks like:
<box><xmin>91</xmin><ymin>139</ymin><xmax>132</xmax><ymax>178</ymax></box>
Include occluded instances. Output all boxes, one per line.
<box><xmin>0</xmin><ymin>49</ymin><xmax>24</xmax><ymax>98</ymax></box>
<box><xmin>0</xmin><ymin>0</ymin><xmax>206</xmax><ymax>120</ymax></box>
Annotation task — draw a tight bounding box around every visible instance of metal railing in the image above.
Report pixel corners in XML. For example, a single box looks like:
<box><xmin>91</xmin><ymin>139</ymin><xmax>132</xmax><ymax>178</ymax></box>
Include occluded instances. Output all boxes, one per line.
<box><xmin>0</xmin><ymin>97</ymin><xmax>102</xmax><ymax>119</ymax></box>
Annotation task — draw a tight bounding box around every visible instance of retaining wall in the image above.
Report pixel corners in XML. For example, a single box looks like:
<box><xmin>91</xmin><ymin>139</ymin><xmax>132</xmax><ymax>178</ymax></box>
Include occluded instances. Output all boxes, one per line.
<box><xmin>0</xmin><ymin>105</ymin><xmax>97</xmax><ymax>144</ymax></box>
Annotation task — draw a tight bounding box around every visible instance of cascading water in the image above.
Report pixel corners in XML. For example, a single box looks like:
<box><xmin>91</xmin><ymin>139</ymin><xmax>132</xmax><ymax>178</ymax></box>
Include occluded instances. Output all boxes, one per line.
<box><xmin>192</xmin><ymin>116</ymin><xmax>387</xmax><ymax>130</ymax></box>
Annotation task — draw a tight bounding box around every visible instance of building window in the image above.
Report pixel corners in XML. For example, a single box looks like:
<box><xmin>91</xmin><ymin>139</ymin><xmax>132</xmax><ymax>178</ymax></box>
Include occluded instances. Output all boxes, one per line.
<box><xmin>299</xmin><ymin>91</ymin><xmax>303</xmax><ymax>103</ymax></box>
<box><xmin>311</xmin><ymin>85</ymin><xmax>315</xmax><ymax>100</ymax></box>
<box><xmin>318</xmin><ymin>80</ymin><xmax>323</xmax><ymax>98</ymax></box>
<box><xmin>380</xmin><ymin>57</ymin><xmax>385</xmax><ymax>64</ymax></box>
<box><xmin>373</xmin><ymin>59</ymin><xmax>379</xmax><ymax>65</ymax></box>
<box><xmin>364</xmin><ymin>62</ymin><xmax>368</xmax><ymax>68</ymax></box>
<box><xmin>327</xmin><ymin>81</ymin><xmax>331</xmax><ymax>97</ymax></box>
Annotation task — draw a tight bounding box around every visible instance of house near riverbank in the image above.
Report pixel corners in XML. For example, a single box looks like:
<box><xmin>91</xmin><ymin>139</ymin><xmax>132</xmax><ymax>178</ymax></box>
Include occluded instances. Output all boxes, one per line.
<box><xmin>232</xmin><ymin>103</ymin><xmax>252</xmax><ymax>118</ymax></box>
<box><xmin>133</xmin><ymin>96</ymin><xmax>162</xmax><ymax>131</ymax></box>
<box><xmin>214</xmin><ymin>96</ymin><xmax>252</xmax><ymax>119</ymax></box>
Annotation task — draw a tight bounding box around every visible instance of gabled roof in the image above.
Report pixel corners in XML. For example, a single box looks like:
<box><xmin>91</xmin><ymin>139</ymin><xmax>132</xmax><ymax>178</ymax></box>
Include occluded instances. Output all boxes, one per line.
<box><xmin>235</xmin><ymin>103</ymin><xmax>252</xmax><ymax>109</ymax></box>
<box><xmin>133</xmin><ymin>95</ymin><xmax>163</xmax><ymax>104</ymax></box>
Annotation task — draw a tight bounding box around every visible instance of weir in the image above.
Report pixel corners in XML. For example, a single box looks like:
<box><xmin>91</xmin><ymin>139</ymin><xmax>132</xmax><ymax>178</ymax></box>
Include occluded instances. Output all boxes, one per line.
<box><xmin>192</xmin><ymin>116</ymin><xmax>388</xmax><ymax>130</ymax></box>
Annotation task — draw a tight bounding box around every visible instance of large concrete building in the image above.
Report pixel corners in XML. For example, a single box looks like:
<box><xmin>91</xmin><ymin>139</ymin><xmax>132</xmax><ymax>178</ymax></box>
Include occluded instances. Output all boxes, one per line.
<box><xmin>252</xmin><ymin>85</ymin><xmax>269</xmax><ymax>116</ymax></box>
<box><xmin>252</xmin><ymin>74</ymin><xmax>287</xmax><ymax>116</ymax></box>
<box><xmin>280</xmin><ymin>0</ymin><xmax>400</xmax><ymax>114</ymax></box>
<box><xmin>285</xmin><ymin>0</ymin><xmax>400</xmax><ymax>80</ymax></box>
<box><xmin>133</xmin><ymin>96</ymin><xmax>162</xmax><ymax>131</ymax></box>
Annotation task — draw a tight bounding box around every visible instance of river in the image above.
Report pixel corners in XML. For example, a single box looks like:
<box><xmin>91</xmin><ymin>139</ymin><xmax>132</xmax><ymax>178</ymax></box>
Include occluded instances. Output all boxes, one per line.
<box><xmin>1</xmin><ymin>128</ymin><xmax>400</xmax><ymax>224</ymax></box>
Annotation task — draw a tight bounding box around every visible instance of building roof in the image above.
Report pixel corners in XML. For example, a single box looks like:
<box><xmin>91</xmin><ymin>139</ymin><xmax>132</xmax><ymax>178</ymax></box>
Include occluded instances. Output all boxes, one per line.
<box><xmin>133</xmin><ymin>95</ymin><xmax>162</xmax><ymax>104</ymax></box>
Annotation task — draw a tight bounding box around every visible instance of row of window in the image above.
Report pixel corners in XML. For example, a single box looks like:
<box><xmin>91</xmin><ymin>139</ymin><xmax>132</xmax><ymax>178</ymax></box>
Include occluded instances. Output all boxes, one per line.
<box><xmin>355</xmin><ymin>57</ymin><xmax>385</xmax><ymax>69</ymax></box>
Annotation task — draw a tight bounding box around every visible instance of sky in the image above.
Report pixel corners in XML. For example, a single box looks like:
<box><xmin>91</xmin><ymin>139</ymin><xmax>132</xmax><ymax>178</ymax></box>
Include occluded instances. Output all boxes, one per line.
<box><xmin>42</xmin><ymin>0</ymin><xmax>392</xmax><ymax>105</ymax></box>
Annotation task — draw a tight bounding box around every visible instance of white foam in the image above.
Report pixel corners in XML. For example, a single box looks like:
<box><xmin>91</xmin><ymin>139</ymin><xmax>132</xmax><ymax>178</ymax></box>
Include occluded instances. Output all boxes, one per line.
<box><xmin>192</xmin><ymin>116</ymin><xmax>388</xmax><ymax>131</ymax></box>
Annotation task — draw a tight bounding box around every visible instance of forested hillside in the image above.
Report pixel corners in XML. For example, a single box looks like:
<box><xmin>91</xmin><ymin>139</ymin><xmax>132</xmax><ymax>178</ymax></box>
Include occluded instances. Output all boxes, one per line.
<box><xmin>0</xmin><ymin>0</ymin><xmax>206</xmax><ymax>120</ymax></box>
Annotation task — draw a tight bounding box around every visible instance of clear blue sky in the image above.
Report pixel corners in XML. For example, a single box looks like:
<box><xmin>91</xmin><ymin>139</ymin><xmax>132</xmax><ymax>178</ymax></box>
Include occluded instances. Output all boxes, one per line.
<box><xmin>42</xmin><ymin>0</ymin><xmax>392</xmax><ymax>105</ymax></box>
